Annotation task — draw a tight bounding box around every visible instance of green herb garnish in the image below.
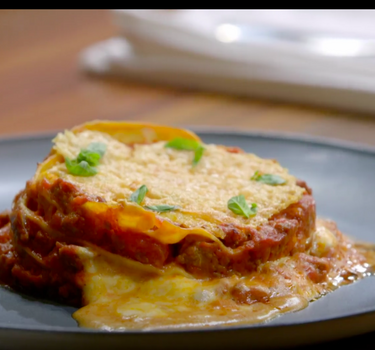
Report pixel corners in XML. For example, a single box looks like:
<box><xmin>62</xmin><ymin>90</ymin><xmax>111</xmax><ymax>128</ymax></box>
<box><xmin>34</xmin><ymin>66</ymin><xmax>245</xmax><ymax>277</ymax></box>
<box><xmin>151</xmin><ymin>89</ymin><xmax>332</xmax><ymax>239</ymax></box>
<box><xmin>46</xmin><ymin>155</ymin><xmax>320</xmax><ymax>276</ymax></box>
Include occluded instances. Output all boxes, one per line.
<box><xmin>65</xmin><ymin>158</ymin><xmax>98</xmax><ymax>177</ymax></box>
<box><xmin>192</xmin><ymin>146</ymin><xmax>205</xmax><ymax>166</ymax></box>
<box><xmin>77</xmin><ymin>150</ymin><xmax>101</xmax><ymax>166</ymax></box>
<box><xmin>77</xmin><ymin>142</ymin><xmax>107</xmax><ymax>166</ymax></box>
<box><xmin>165</xmin><ymin>138</ymin><xmax>201</xmax><ymax>151</ymax></box>
<box><xmin>130</xmin><ymin>185</ymin><xmax>148</xmax><ymax>205</ymax></box>
<box><xmin>251</xmin><ymin>171</ymin><xmax>286</xmax><ymax>186</ymax></box>
<box><xmin>227</xmin><ymin>195</ymin><xmax>257</xmax><ymax>218</ymax></box>
<box><xmin>65</xmin><ymin>142</ymin><xmax>106</xmax><ymax>176</ymax></box>
<box><xmin>165</xmin><ymin>137</ymin><xmax>205</xmax><ymax>166</ymax></box>
<box><xmin>145</xmin><ymin>204</ymin><xmax>179</xmax><ymax>212</ymax></box>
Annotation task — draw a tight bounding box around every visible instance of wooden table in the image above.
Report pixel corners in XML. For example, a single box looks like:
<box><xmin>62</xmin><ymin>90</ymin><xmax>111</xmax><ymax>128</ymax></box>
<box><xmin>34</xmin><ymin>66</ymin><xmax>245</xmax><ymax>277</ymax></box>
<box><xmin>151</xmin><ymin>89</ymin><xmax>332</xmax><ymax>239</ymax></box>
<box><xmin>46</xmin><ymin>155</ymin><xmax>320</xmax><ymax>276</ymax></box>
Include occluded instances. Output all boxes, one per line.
<box><xmin>1</xmin><ymin>10</ymin><xmax>375</xmax><ymax>146</ymax></box>
<box><xmin>0</xmin><ymin>9</ymin><xmax>375</xmax><ymax>350</ymax></box>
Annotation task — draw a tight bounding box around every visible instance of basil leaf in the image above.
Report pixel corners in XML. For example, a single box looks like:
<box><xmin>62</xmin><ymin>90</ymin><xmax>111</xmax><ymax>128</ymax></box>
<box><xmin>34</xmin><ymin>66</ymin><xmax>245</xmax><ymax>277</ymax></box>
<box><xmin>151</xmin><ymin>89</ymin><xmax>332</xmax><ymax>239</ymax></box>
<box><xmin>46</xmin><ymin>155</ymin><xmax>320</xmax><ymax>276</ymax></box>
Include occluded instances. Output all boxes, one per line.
<box><xmin>250</xmin><ymin>170</ymin><xmax>260</xmax><ymax>181</ymax></box>
<box><xmin>165</xmin><ymin>138</ymin><xmax>205</xmax><ymax>166</ymax></box>
<box><xmin>251</xmin><ymin>171</ymin><xmax>286</xmax><ymax>186</ymax></box>
<box><xmin>165</xmin><ymin>138</ymin><xmax>201</xmax><ymax>151</ymax></box>
<box><xmin>65</xmin><ymin>158</ymin><xmax>98</xmax><ymax>177</ymax></box>
<box><xmin>77</xmin><ymin>142</ymin><xmax>107</xmax><ymax>166</ymax></box>
<box><xmin>248</xmin><ymin>203</ymin><xmax>258</xmax><ymax>215</ymax></box>
<box><xmin>227</xmin><ymin>195</ymin><xmax>257</xmax><ymax>218</ymax></box>
<box><xmin>86</xmin><ymin>142</ymin><xmax>107</xmax><ymax>157</ymax></box>
<box><xmin>145</xmin><ymin>205</ymin><xmax>179</xmax><ymax>212</ymax></box>
<box><xmin>193</xmin><ymin>146</ymin><xmax>205</xmax><ymax>166</ymax></box>
<box><xmin>130</xmin><ymin>185</ymin><xmax>148</xmax><ymax>205</ymax></box>
<box><xmin>77</xmin><ymin>149</ymin><xmax>101</xmax><ymax>166</ymax></box>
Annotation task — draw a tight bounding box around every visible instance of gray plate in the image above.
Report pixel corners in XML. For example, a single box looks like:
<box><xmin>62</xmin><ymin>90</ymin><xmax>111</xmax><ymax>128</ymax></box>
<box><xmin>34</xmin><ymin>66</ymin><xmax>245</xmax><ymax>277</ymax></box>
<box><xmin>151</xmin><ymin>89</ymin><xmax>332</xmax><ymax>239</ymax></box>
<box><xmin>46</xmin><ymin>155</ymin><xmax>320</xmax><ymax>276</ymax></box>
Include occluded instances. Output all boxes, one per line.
<box><xmin>1</xmin><ymin>129</ymin><xmax>375</xmax><ymax>350</ymax></box>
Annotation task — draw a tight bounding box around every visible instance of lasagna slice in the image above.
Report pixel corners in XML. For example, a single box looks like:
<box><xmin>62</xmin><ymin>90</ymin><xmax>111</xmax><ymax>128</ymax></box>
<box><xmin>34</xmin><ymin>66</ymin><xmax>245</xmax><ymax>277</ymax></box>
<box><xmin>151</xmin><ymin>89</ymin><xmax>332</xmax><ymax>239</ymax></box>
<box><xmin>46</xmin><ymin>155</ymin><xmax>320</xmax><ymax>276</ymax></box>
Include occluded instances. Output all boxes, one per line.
<box><xmin>0</xmin><ymin>121</ymin><xmax>374</xmax><ymax>330</ymax></box>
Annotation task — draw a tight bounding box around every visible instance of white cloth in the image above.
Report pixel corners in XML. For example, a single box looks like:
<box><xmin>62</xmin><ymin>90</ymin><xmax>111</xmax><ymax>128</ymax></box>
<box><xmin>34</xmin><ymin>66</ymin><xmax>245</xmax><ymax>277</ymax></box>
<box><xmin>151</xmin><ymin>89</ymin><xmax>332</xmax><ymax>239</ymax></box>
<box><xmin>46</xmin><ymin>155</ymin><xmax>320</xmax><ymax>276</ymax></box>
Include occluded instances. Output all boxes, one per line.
<box><xmin>80</xmin><ymin>10</ymin><xmax>375</xmax><ymax>113</ymax></box>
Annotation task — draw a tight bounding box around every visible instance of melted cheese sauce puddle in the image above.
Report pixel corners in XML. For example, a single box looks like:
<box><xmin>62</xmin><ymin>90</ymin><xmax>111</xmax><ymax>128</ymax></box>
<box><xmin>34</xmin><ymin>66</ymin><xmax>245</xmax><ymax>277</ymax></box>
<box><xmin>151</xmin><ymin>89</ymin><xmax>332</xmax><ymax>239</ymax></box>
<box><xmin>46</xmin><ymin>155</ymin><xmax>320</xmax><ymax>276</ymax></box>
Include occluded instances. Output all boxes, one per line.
<box><xmin>73</xmin><ymin>220</ymin><xmax>375</xmax><ymax>330</ymax></box>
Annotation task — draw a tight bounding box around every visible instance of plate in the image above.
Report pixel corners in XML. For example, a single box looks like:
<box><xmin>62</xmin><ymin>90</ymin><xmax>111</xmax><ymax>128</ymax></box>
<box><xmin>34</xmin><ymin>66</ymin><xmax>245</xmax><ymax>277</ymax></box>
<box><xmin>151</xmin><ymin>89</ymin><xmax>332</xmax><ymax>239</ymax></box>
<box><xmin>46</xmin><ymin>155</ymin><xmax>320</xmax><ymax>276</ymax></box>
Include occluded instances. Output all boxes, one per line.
<box><xmin>1</xmin><ymin>129</ymin><xmax>375</xmax><ymax>350</ymax></box>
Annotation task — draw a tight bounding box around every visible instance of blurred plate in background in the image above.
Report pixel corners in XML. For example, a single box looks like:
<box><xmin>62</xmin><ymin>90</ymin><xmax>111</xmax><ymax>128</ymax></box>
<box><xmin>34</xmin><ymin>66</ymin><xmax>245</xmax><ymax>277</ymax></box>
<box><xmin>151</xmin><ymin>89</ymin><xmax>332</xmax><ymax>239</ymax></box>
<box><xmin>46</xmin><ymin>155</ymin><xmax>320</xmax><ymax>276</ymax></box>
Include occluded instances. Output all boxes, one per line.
<box><xmin>80</xmin><ymin>10</ymin><xmax>375</xmax><ymax>114</ymax></box>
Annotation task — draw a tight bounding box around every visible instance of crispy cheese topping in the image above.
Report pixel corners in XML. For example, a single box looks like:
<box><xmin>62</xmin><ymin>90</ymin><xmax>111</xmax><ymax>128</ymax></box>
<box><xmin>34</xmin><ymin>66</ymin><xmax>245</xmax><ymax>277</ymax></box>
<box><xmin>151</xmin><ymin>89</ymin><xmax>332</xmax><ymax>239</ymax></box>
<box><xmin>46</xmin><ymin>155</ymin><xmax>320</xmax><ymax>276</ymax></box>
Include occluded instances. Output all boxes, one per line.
<box><xmin>49</xmin><ymin>129</ymin><xmax>305</xmax><ymax>239</ymax></box>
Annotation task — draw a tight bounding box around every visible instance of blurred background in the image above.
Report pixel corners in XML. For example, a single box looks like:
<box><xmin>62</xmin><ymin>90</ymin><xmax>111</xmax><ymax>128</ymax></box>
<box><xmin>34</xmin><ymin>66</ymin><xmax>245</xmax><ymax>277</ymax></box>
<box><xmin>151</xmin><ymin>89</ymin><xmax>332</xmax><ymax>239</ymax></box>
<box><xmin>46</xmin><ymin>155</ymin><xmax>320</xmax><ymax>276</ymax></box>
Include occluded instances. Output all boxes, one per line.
<box><xmin>1</xmin><ymin>9</ymin><xmax>375</xmax><ymax>145</ymax></box>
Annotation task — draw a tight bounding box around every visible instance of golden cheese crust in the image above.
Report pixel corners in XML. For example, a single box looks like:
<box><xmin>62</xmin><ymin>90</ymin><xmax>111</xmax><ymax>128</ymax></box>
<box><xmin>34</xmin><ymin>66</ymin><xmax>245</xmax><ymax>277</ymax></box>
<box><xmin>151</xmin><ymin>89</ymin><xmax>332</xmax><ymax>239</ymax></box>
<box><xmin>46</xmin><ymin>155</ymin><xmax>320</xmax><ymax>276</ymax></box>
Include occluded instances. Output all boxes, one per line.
<box><xmin>50</xmin><ymin>124</ymin><xmax>305</xmax><ymax>239</ymax></box>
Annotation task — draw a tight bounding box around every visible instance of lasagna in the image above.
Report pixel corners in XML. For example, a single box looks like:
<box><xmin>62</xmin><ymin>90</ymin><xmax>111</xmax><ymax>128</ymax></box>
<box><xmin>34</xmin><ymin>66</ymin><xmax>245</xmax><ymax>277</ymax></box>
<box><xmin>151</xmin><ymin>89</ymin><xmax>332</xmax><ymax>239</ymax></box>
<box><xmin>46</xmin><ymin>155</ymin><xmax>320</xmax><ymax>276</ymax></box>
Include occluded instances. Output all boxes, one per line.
<box><xmin>0</xmin><ymin>120</ymin><xmax>374</xmax><ymax>330</ymax></box>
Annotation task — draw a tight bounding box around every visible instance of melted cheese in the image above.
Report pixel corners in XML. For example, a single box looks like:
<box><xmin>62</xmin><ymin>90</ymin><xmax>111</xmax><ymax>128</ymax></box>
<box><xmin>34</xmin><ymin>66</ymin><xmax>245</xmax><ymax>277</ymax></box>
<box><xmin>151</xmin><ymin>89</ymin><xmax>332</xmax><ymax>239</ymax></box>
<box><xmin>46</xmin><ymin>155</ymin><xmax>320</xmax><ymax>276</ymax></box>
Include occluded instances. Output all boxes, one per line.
<box><xmin>47</xmin><ymin>129</ymin><xmax>304</xmax><ymax>241</ymax></box>
<box><xmin>310</xmin><ymin>225</ymin><xmax>338</xmax><ymax>257</ymax></box>
<box><xmin>73</xmin><ymin>220</ymin><xmax>371</xmax><ymax>330</ymax></box>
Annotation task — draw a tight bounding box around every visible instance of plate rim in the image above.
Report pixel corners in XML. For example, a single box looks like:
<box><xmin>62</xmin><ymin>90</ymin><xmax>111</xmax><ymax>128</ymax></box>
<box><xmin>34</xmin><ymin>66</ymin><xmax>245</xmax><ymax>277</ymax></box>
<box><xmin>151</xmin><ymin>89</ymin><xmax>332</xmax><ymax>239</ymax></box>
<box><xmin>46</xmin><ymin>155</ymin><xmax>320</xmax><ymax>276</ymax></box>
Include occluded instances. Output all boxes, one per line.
<box><xmin>1</xmin><ymin>126</ymin><xmax>375</xmax><ymax>337</ymax></box>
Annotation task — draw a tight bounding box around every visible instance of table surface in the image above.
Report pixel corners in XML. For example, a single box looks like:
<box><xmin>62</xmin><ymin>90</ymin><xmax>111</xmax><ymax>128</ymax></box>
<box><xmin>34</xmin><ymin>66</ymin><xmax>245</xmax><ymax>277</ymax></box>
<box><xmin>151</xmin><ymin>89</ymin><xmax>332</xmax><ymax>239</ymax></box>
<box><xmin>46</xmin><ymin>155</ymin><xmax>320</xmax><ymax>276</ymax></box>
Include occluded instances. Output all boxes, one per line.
<box><xmin>1</xmin><ymin>9</ymin><xmax>375</xmax><ymax>350</ymax></box>
<box><xmin>1</xmin><ymin>10</ymin><xmax>375</xmax><ymax>146</ymax></box>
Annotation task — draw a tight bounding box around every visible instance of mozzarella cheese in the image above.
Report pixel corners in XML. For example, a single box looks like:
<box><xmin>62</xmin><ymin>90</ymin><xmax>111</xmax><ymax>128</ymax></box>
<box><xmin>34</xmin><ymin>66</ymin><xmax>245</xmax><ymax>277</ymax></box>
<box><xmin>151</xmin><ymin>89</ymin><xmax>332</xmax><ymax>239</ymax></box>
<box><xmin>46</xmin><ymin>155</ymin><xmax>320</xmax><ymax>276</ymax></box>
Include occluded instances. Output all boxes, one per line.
<box><xmin>310</xmin><ymin>224</ymin><xmax>338</xmax><ymax>257</ymax></box>
<box><xmin>72</xmin><ymin>220</ymin><xmax>359</xmax><ymax>331</ymax></box>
